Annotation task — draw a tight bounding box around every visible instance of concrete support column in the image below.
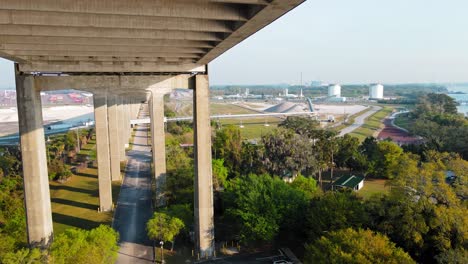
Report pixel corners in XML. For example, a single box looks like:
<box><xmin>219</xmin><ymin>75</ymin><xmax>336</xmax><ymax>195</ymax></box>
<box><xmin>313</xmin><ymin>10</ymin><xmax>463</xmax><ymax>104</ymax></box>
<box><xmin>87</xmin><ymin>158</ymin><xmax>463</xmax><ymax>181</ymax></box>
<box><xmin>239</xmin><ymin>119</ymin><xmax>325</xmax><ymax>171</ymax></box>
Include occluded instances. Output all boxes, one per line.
<box><xmin>93</xmin><ymin>93</ymin><xmax>113</xmax><ymax>212</ymax></box>
<box><xmin>192</xmin><ymin>74</ymin><xmax>215</xmax><ymax>257</ymax></box>
<box><xmin>107</xmin><ymin>95</ymin><xmax>121</xmax><ymax>181</ymax></box>
<box><xmin>124</xmin><ymin>101</ymin><xmax>130</xmax><ymax>148</ymax></box>
<box><xmin>16</xmin><ymin>72</ymin><xmax>53</xmax><ymax>247</ymax></box>
<box><xmin>117</xmin><ymin>97</ymin><xmax>126</xmax><ymax>162</ymax></box>
<box><xmin>150</xmin><ymin>93</ymin><xmax>166</xmax><ymax>207</ymax></box>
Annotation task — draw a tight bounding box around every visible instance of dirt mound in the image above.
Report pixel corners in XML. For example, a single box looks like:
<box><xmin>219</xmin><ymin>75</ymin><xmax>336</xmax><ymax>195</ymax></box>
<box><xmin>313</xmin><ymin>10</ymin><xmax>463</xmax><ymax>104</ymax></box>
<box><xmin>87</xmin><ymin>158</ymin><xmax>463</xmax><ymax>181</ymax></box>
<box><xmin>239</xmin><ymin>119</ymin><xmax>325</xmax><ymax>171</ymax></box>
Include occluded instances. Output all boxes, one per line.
<box><xmin>265</xmin><ymin>102</ymin><xmax>297</xmax><ymax>113</ymax></box>
<box><xmin>285</xmin><ymin>105</ymin><xmax>306</xmax><ymax>113</ymax></box>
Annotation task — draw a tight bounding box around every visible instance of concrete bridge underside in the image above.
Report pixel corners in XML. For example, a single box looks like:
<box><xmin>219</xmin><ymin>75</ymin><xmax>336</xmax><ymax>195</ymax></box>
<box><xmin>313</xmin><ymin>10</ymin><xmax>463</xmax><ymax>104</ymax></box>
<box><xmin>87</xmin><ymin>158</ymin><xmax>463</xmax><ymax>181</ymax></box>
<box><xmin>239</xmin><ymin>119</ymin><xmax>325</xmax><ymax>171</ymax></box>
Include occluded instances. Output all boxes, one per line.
<box><xmin>0</xmin><ymin>0</ymin><xmax>305</xmax><ymax>257</ymax></box>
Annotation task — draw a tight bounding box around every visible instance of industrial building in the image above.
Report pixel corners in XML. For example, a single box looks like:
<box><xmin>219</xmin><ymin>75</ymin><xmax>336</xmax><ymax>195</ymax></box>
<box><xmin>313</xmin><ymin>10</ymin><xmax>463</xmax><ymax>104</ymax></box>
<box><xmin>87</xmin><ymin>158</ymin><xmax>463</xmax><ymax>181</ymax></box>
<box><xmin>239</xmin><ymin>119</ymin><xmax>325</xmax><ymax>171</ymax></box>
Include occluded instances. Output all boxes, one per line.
<box><xmin>328</xmin><ymin>84</ymin><xmax>342</xmax><ymax>97</ymax></box>
<box><xmin>369</xmin><ymin>83</ymin><xmax>384</xmax><ymax>99</ymax></box>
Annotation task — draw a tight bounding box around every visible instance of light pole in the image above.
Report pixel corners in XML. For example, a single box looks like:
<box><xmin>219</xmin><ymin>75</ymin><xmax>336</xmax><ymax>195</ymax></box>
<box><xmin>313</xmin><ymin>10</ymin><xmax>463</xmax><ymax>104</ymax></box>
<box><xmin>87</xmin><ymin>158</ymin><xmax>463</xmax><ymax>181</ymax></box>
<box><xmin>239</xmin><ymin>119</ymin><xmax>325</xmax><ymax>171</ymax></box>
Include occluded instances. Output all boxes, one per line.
<box><xmin>160</xmin><ymin>241</ymin><xmax>164</xmax><ymax>263</ymax></box>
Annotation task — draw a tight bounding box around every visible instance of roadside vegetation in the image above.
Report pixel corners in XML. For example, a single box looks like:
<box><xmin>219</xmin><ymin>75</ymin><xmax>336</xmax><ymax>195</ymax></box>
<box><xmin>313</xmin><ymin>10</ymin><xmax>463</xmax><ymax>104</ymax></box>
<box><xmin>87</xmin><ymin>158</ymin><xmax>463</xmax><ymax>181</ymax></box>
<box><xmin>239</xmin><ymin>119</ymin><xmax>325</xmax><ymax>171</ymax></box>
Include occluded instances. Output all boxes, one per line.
<box><xmin>0</xmin><ymin>92</ymin><xmax>466</xmax><ymax>263</ymax></box>
<box><xmin>332</xmin><ymin>106</ymin><xmax>372</xmax><ymax>132</ymax></box>
<box><xmin>403</xmin><ymin>93</ymin><xmax>468</xmax><ymax>159</ymax></box>
<box><xmin>0</xmin><ymin>128</ymin><xmax>121</xmax><ymax>263</ymax></box>
<box><xmin>393</xmin><ymin>113</ymin><xmax>414</xmax><ymax>131</ymax></box>
<box><xmin>349</xmin><ymin>106</ymin><xmax>394</xmax><ymax>141</ymax></box>
<box><xmin>149</xmin><ymin>97</ymin><xmax>467</xmax><ymax>263</ymax></box>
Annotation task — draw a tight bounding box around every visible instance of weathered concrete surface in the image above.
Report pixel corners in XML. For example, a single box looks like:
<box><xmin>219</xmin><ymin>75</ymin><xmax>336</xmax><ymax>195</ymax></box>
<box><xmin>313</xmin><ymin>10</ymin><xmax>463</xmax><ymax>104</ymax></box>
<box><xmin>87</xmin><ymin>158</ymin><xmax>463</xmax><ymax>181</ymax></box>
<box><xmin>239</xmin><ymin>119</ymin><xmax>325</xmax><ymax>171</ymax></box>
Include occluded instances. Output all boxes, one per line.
<box><xmin>93</xmin><ymin>93</ymin><xmax>113</xmax><ymax>212</ymax></box>
<box><xmin>193</xmin><ymin>74</ymin><xmax>215</xmax><ymax>257</ymax></box>
<box><xmin>117</xmin><ymin>97</ymin><xmax>126</xmax><ymax>162</ymax></box>
<box><xmin>0</xmin><ymin>1</ymin><xmax>305</xmax><ymax>73</ymax></box>
<box><xmin>107</xmin><ymin>94</ymin><xmax>121</xmax><ymax>181</ymax></box>
<box><xmin>16</xmin><ymin>73</ymin><xmax>53</xmax><ymax>247</ymax></box>
<box><xmin>149</xmin><ymin>93</ymin><xmax>166</xmax><ymax>207</ymax></box>
<box><xmin>113</xmin><ymin>104</ymin><xmax>154</xmax><ymax>264</ymax></box>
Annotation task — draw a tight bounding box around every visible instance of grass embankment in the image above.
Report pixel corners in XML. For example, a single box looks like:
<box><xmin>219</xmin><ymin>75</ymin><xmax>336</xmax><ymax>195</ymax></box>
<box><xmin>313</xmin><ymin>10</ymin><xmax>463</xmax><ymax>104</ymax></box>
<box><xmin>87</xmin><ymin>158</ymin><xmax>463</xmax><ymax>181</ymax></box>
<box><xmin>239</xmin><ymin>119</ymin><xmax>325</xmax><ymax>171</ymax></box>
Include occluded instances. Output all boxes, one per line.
<box><xmin>49</xmin><ymin>137</ymin><xmax>122</xmax><ymax>234</ymax></box>
<box><xmin>348</xmin><ymin>106</ymin><xmax>394</xmax><ymax>141</ymax></box>
<box><xmin>220</xmin><ymin>117</ymin><xmax>281</xmax><ymax>139</ymax></box>
<box><xmin>210</xmin><ymin>103</ymin><xmax>257</xmax><ymax>115</ymax></box>
<box><xmin>211</xmin><ymin>103</ymin><xmax>282</xmax><ymax>139</ymax></box>
<box><xmin>393</xmin><ymin>114</ymin><xmax>414</xmax><ymax>131</ymax></box>
<box><xmin>332</xmin><ymin>107</ymin><xmax>372</xmax><ymax>132</ymax></box>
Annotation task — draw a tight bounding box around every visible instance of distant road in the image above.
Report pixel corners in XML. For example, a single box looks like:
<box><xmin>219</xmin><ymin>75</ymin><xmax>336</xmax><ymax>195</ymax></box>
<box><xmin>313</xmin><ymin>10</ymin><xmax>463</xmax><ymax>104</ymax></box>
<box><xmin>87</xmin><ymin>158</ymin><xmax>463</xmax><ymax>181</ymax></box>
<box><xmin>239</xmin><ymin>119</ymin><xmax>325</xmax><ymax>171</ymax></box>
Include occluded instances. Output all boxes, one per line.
<box><xmin>113</xmin><ymin>105</ymin><xmax>154</xmax><ymax>264</ymax></box>
<box><xmin>339</xmin><ymin>106</ymin><xmax>382</xmax><ymax>136</ymax></box>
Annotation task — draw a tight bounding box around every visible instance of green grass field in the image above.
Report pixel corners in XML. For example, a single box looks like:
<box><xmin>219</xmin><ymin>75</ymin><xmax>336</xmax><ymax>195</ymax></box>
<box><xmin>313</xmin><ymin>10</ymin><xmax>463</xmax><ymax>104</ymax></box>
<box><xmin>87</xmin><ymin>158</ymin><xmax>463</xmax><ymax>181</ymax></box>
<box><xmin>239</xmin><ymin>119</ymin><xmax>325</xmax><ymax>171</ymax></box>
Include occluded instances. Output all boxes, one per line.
<box><xmin>50</xmin><ymin>138</ymin><xmax>122</xmax><ymax>234</ymax></box>
<box><xmin>210</xmin><ymin>103</ymin><xmax>258</xmax><ymax>115</ymax></box>
<box><xmin>349</xmin><ymin>106</ymin><xmax>394</xmax><ymax>141</ymax></box>
<box><xmin>393</xmin><ymin>114</ymin><xmax>414</xmax><ymax>131</ymax></box>
<box><xmin>357</xmin><ymin>178</ymin><xmax>390</xmax><ymax>199</ymax></box>
<box><xmin>219</xmin><ymin>117</ymin><xmax>282</xmax><ymax>139</ymax></box>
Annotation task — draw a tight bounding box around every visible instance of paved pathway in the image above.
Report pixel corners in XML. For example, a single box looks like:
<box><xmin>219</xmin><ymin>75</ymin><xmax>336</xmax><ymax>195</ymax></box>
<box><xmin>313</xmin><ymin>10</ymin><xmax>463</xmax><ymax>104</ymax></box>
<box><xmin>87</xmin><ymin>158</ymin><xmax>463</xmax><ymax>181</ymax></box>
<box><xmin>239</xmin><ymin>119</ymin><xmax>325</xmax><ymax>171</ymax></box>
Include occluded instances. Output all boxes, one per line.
<box><xmin>113</xmin><ymin>104</ymin><xmax>154</xmax><ymax>264</ymax></box>
<box><xmin>339</xmin><ymin>105</ymin><xmax>381</xmax><ymax>136</ymax></box>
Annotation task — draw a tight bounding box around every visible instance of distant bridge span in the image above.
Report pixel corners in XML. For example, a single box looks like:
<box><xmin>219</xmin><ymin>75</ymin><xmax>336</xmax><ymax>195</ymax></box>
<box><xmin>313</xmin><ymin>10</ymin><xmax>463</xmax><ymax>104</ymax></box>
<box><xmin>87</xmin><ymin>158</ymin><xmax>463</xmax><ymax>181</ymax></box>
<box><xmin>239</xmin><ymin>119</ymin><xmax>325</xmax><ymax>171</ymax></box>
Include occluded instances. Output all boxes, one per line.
<box><xmin>131</xmin><ymin>111</ymin><xmax>317</xmax><ymax>125</ymax></box>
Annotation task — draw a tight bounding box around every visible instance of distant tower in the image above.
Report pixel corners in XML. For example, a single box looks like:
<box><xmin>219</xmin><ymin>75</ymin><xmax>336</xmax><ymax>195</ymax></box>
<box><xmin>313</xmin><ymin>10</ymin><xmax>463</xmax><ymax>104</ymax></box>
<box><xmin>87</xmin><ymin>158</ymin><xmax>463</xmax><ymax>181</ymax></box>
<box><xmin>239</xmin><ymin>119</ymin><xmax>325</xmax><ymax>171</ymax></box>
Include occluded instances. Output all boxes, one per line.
<box><xmin>284</xmin><ymin>88</ymin><xmax>289</xmax><ymax>96</ymax></box>
<box><xmin>369</xmin><ymin>84</ymin><xmax>384</xmax><ymax>99</ymax></box>
<box><xmin>245</xmin><ymin>88</ymin><xmax>249</xmax><ymax>97</ymax></box>
<box><xmin>328</xmin><ymin>84</ymin><xmax>341</xmax><ymax>97</ymax></box>
<box><xmin>300</xmin><ymin>88</ymin><xmax>303</xmax><ymax>98</ymax></box>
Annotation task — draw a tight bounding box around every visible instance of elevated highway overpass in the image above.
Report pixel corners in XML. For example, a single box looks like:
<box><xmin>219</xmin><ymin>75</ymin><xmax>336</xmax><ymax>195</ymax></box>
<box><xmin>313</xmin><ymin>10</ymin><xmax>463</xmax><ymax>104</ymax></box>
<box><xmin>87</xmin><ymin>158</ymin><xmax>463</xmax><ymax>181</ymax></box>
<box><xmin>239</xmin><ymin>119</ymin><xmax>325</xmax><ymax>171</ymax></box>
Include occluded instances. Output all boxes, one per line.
<box><xmin>0</xmin><ymin>0</ymin><xmax>306</xmax><ymax>257</ymax></box>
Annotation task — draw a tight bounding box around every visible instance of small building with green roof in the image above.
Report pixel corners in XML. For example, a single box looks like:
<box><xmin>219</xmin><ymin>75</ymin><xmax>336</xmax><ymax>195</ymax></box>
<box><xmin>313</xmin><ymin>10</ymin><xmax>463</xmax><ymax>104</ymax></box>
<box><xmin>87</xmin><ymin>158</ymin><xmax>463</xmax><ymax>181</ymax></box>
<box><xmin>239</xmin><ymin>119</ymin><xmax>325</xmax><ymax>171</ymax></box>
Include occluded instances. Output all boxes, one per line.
<box><xmin>332</xmin><ymin>175</ymin><xmax>364</xmax><ymax>191</ymax></box>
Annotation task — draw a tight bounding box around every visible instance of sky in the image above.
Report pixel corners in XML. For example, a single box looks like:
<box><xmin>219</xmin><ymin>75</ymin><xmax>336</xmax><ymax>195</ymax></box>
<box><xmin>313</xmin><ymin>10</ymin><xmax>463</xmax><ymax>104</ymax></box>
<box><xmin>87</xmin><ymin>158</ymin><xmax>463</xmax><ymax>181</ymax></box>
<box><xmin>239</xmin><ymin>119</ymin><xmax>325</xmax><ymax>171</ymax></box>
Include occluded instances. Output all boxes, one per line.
<box><xmin>1</xmin><ymin>0</ymin><xmax>468</xmax><ymax>88</ymax></box>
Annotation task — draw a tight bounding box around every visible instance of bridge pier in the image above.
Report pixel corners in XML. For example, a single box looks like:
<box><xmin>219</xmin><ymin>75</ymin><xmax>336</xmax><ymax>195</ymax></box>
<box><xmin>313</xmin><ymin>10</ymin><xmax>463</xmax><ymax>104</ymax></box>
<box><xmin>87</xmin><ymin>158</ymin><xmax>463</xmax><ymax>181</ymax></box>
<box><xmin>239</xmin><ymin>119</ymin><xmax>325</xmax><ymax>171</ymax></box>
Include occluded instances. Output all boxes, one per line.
<box><xmin>107</xmin><ymin>95</ymin><xmax>121</xmax><ymax>182</ymax></box>
<box><xmin>192</xmin><ymin>74</ymin><xmax>215</xmax><ymax>257</ymax></box>
<box><xmin>16</xmin><ymin>72</ymin><xmax>53</xmax><ymax>248</ymax></box>
<box><xmin>93</xmin><ymin>93</ymin><xmax>113</xmax><ymax>212</ymax></box>
<box><xmin>149</xmin><ymin>92</ymin><xmax>167</xmax><ymax>207</ymax></box>
<box><xmin>117</xmin><ymin>97</ymin><xmax>127</xmax><ymax>162</ymax></box>
<box><xmin>124</xmin><ymin>100</ymin><xmax>131</xmax><ymax>148</ymax></box>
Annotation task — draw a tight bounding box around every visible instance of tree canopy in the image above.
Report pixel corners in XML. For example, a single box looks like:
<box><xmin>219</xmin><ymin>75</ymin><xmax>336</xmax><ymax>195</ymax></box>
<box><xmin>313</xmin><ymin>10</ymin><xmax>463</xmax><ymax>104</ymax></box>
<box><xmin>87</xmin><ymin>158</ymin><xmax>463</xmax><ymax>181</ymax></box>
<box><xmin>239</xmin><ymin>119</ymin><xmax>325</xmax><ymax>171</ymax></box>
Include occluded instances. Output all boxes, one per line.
<box><xmin>304</xmin><ymin>228</ymin><xmax>415</xmax><ymax>264</ymax></box>
<box><xmin>49</xmin><ymin>225</ymin><xmax>119</xmax><ymax>264</ymax></box>
<box><xmin>147</xmin><ymin>212</ymin><xmax>184</xmax><ymax>243</ymax></box>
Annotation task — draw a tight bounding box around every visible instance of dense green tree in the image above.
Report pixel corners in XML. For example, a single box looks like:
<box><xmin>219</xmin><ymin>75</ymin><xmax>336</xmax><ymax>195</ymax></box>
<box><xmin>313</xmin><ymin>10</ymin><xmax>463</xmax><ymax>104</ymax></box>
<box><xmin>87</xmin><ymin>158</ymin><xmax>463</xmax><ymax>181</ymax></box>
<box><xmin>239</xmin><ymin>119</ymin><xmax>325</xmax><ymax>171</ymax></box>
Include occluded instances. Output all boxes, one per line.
<box><xmin>262</xmin><ymin>128</ymin><xmax>316</xmax><ymax>178</ymax></box>
<box><xmin>335</xmin><ymin>134</ymin><xmax>361</xmax><ymax>169</ymax></box>
<box><xmin>414</xmin><ymin>93</ymin><xmax>458</xmax><ymax>117</ymax></box>
<box><xmin>147</xmin><ymin>212</ymin><xmax>184</xmax><ymax>247</ymax></box>
<box><xmin>306</xmin><ymin>190</ymin><xmax>367</xmax><ymax>240</ymax></box>
<box><xmin>240</xmin><ymin>142</ymin><xmax>266</xmax><ymax>175</ymax></box>
<box><xmin>165</xmin><ymin>138</ymin><xmax>194</xmax><ymax>205</ymax></box>
<box><xmin>50</xmin><ymin>225</ymin><xmax>119</xmax><ymax>264</ymax></box>
<box><xmin>212</xmin><ymin>159</ymin><xmax>228</xmax><ymax>190</ymax></box>
<box><xmin>223</xmin><ymin>174</ymin><xmax>309</xmax><ymax>244</ymax></box>
<box><xmin>435</xmin><ymin>248</ymin><xmax>468</xmax><ymax>264</ymax></box>
<box><xmin>304</xmin><ymin>228</ymin><xmax>415</xmax><ymax>264</ymax></box>
<box><xmin>312</xmin><ymin>130</ymin><xmax>338</xmax><ymax>185</ymax></box>
<box><xmin>213</xmin><ymin>125</ymin><xmax>243</xmax><ymax>178</ymax></box>
<box><xmin>48</xmin><ymin>159</ymin><xmax>72</xmax><ymax>181</ymax></box>
<box><xmin>279</xmin><ymin>116</ymin><xmax>321</xmax><ymax>137</ymax></box>
<box><xmin>2</xmin><ymin>248</ymin><xmax>44</xmax><ymax>264</ymax></box>
<box><xmin>290</xmin><ymin>175</ymin><xmax>320</xmax><ymax>199</ymax></box>
<box><xmin>160</xmin><ymin>204</ymin><xmax>193</xmax><ymax>232</ymax></box>
<box><xmin>366</xmin><ymin>141</ymin><xmax>404</xmax><ymax>179</ymax></box>
<box><xmin>366</xmin><ymin>157</ymin><xmax>467</xmax><ymax>262</ymax></box>
<box><xmin>406</xmin><ymin>93</ymin><xmax>468</xmax><ymax>158</ymax></box>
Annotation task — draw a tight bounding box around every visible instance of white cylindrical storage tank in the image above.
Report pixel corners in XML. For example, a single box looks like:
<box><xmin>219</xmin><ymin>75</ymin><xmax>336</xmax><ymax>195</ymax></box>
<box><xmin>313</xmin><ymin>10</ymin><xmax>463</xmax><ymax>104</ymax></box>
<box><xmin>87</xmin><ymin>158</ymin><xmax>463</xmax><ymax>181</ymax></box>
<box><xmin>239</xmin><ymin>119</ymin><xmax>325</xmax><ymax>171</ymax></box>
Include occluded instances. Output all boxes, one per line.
<box><xmin>369</xmin><ymin>84</ymin><xmax>384</xmax><ymax>99</ymax></box>
<box><xmin>328</xmin><ymin>84</ymin><xmax>341</xmax><ymax>97</ymax></box>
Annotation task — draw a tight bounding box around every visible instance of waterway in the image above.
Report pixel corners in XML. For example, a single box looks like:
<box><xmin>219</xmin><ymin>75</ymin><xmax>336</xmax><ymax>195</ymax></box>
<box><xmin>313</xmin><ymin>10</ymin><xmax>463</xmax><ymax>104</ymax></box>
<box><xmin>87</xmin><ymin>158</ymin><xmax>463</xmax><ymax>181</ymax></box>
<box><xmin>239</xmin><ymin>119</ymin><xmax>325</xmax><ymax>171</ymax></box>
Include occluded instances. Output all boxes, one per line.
<box><xmin>447</xmin><ymin>84</ymin><xmax>468</xmax><ymax>115</ymax></box>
